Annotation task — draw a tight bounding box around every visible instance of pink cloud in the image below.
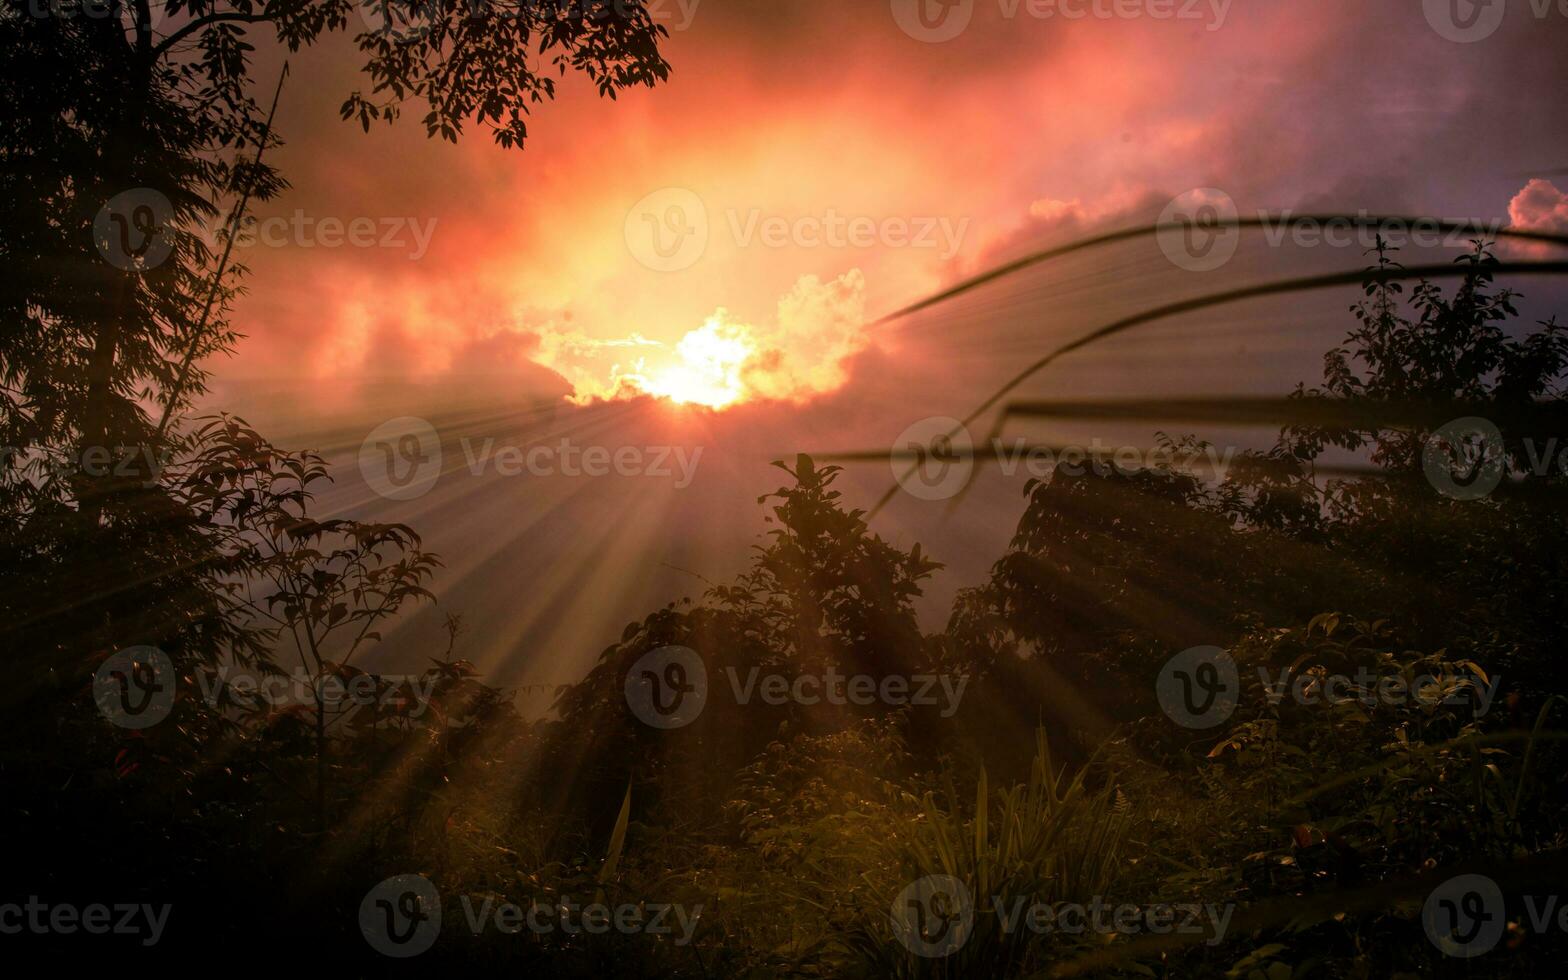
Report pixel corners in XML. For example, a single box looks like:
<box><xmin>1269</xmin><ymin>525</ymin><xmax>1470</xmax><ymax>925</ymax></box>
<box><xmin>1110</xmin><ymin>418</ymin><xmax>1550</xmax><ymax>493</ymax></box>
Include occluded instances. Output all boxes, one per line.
<box><xmin>1509</xmin><ymin>178</ymin><xmax>1568</xmax><ymax>235</ymax></box>
<box><xmin>1502</xmin><ymin>179</ymin><xmax>1568</xmax><ymax>258</ymax></box>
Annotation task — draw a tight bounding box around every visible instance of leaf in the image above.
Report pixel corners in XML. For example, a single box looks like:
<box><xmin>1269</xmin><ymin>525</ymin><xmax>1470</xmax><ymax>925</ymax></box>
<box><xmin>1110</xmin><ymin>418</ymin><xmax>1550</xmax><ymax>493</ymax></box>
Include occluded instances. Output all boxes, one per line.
<box><xmin>1457</xmin><ymin>660</ymin><xmax>1489</xmax><ymax>685</ymax></box>
<box><xmin>1308</xmin><ymin>612</ymin><xmax>1341</xmax><ymax>636</ymax></box>
<box><xmin>796</xmin><ymin>453</ymin><xmax>815</xmax><ymax>483</ymax></box>
<box><xmin>598</xmin><ymin>779</ymin><xmax>633</xmax><ymax>886</ymax></box>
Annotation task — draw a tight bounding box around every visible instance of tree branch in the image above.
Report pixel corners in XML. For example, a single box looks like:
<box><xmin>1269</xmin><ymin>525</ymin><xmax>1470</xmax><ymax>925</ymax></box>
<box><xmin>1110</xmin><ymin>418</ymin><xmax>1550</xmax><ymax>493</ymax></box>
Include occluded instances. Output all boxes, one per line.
<box><xmin>153</xmin><ymin>11</ymin><xmax>275</xmax><ymax>58</ymax></box>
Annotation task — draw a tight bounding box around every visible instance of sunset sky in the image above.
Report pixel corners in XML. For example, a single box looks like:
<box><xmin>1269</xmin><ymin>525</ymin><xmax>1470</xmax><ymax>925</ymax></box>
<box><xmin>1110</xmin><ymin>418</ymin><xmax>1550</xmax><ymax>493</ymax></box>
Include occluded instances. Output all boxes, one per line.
<box><xmin>197</xmin><ymin>1</ymin><xmax>1568</xmax><ymax>701</ymax></box>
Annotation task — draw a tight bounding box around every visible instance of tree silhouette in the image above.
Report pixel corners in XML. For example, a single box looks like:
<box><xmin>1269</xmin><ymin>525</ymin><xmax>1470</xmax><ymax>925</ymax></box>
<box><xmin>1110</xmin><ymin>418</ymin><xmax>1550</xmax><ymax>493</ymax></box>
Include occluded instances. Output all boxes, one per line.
<box><xmin>0</xmin><ymin>0</ymin><xmax>671</xmax><ymax>676</ymax></box>
<box><xmin>951</xmin><ymin>243</ymin><xmax>1568</xmax><ymax>742</ymax></box>
<box><xmin>554</xmin><ymin>455</ymin><xmax>944</xmax><ymax>825</ymax></box>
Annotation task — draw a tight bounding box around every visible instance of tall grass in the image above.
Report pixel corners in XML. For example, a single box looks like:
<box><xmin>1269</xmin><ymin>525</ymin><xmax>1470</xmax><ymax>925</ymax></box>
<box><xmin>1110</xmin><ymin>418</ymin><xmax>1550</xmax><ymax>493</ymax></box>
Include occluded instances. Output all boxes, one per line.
<box><xmin>846</xmin><ymin>729</ymin><xmax>1131</xmax><ymax>978</ymax></box>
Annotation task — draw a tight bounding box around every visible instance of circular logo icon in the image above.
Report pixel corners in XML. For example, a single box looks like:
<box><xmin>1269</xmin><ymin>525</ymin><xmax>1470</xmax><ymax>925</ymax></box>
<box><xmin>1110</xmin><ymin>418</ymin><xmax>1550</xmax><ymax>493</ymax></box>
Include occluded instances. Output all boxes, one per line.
<box><xmin>624</xmin><ymin>645</ymin><xmax>708</xmax><ymax>729</ymax></box>
<box><xmin>360</xmin><ymin>874</ymin><xmax>442</xmax><ymax>957</ymax></box>
<box><xmin>1157</xmin><ymin>188</ymin><xmax>1240</xmax><ymax>273</ymax></box>
<box><xmin>1423</xmin><ymin>417</ymin><xmax>1505</xmax><ymax>501</ymax></box>
<box><xmin>892</xmin><ymin>417</ymin><xmax>974</xmax><ymax>501</ymax></box>
<box><xmin>1423</xmin><ymin>874</ymin><xmax>1504</xmax><ymax>958</ymax></box>
<box><xmin>1156</xmin><ymin>646</ymin><xmax>1240</xmax><ymax>729</ymax></box>
<box><xmin>356</xmin><ymin>0</ymin><xmax>439</xmax><ymax>44</ymax></box>
<box><xmin>94</xmin><ymin>646</ymin><xmax>177</xmax><ymax>729</ymax></box>
<box><xmin>93</xmin><ymin>189</ymin><xmax>175</xmax><ymax>272</ymax></box>
<box><xmin>891</xmin><ymin>0</ymin><xmax>974</xmax><ymax>42</ymax></box>
<box><xmin>359</xmin><ymin>417</ymin><xmax>443</xmax><ymax>501</ymax></box>
<box><xmin>1423</xmin><ymin>0</ymin><xmax>1507</xmax><ymax>43</ymax></box>
<box><xmin>625</xmin><ymin>188</ymin><xmax>708</xmax><ymax>272</ymax></box>
<box><xmin>892</xmin><ymin>875</ymin><xmax>973</xmax><ymax>958</ymax></box>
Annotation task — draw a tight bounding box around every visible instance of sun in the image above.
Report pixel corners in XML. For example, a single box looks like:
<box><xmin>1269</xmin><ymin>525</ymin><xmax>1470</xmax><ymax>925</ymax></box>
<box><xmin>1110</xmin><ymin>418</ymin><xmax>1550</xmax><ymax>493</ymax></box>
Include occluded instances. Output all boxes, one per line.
<box><xmin>642</xmin><ymin>317</ymin><xmax>756</xmax><ymax>409</ymax></box>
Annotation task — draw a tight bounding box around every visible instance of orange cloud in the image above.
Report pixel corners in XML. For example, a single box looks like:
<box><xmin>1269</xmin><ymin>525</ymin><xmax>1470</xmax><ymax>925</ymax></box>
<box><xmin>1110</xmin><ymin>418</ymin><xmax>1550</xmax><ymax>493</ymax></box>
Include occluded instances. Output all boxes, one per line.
<box><xmin>206</xmin><ymin>1</ymin><xmax>1568</xmax><ymax>431</ymax></box>
<box><xmin>539</xmin><ymin>269</ymin><xmax>871</xmax><ymax>409</ymax></box>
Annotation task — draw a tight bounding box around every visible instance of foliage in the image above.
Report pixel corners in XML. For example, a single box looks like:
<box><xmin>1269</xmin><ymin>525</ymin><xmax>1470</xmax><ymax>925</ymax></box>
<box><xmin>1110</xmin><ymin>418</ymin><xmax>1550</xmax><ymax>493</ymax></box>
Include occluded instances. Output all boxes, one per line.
<box><xmin>0</xmin><ymin>0</ymin><xmax>671</xmax><ymax>673</ymax></box>
<box><xmin>844</xmin><ymin>728</ymin><xmax>1132</xmax><ymax>979</ymax></box>
<box><xmin>4</xmin><ymin>138</ymin><xmax>1567</xmax><ymax>978</ymax></box>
